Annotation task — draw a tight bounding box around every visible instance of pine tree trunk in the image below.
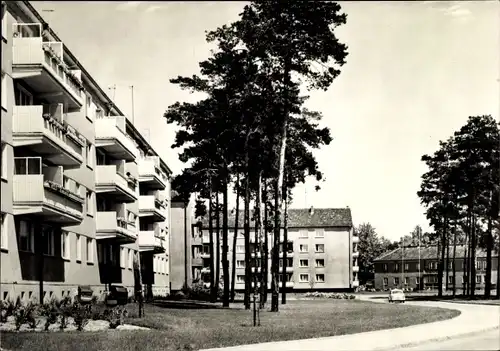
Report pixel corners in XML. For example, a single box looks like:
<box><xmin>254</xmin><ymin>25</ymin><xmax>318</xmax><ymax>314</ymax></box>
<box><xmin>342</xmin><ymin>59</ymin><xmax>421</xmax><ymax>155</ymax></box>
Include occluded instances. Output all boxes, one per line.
<box><xmin>133</xmin><ymin>250</ymin><xmax>144</xmax><ymax>317</ymax></box>
<box><xmin>470</xmin><ymin>191</ymin><xmax>477</xmax><ymax>297</ymax></box>
<box><xmin>257</xmin><ymin>174</ymin><xmax>266</xmax><ymax>309</ymax></box>
<box><xmin>446</xmin><ymin>233</ymin><xmax>450</xmax><ymax>292</ymax></box>
<box><xmin>484</xmin><ymin>192</ymin><xmax>493</xmax><ymax>298</ymax></box>
<box><xmin>463</xmin><ymin>222</ymin><xmax>468</xmax><ymax>296</ymax></box>
<box><xmin>222</xmin><ymin>173</ymin><xmax>230</xmax><ymax>307</ymax></box>
<box><xmin>230</xmin><ymin>173</ymin><xmax>240</xmax><ymax>302</ymax></box>
<box><xmin>244</xmin><ymin>172</ymin><xmax>251</xmax><ymax>309</ymax></box>
<box><xmin>215</xmin><ymin>193</ymin><xmax>221</xmax><ymax>300</ymax></box>
<box><xmin>281</xmin><ymin>181</ymin><xmax>288</xmax><ymax>304</ymax></box>
<box><xmin>208</xmin><ymin>182</ymin><xmax>216</xmax><ymax>302</ymax></box>
<box><xmin>263</xmin><ymin>180</ymin><xmax>269</xmax><ymax>305</ymax></box>
<box><xmin>271</xmin><ymin>183</ymin><xmax>281</xmax><ymax>312</ymax></box>
<box><xmin>438</xmin><ymin>217</ymin><xmax>447</xmax><ymax>297</ymax></box>
<box><xmin>452</xmin><ymin>222</ymin><xmax>457</xmax><ymax>297</ymax></box>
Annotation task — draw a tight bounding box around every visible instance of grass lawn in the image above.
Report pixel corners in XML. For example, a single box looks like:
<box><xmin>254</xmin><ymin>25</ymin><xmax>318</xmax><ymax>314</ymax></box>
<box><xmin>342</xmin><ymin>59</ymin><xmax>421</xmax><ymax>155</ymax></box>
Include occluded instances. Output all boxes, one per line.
<box><xmin>1</xmin><ymin>299</ymin><xmax>460</xmax><ymax>351</ymax></box>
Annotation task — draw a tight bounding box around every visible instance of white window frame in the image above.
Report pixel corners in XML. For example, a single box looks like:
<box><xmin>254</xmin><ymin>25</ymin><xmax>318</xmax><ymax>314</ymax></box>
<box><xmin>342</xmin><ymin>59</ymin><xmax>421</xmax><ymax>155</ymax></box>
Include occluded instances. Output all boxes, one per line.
<box><xmin>404</xmin><ymin>263</ymin><xmax>409</xmax><ymax>271</ymax></box>
<box><xmin>120</xmin><ymin>248</ymin><xmax>126</xmax><ymax>268</ymax></box>
<box><xmin>1</xmin><ymin>72</ymin><xmax>7</xmax><ymax>110</ymax></box>
<box><xmin>315</xmin><ymin>244</ymin><xmax>325</xmax><ymax>253</ymax></box>
<box><xmin>18</xmin><ymin>220</ymin><xmax>34</xmax><ymax>253</ymax></box>
<box><xmin>86</xmin><ymin>142</ymin><xmax>94</xmax><ymax>169</ymax></box>
<box><xmin>383</xmin><ymin>277</ymin><xmax>388</xmax><ymax>286</ymax></box>
<box><xmin>237</xmin><ymin>275</ymin><xmax>245</xmax><ymax>283</ymax></box>
<box><xmin>315</xmin><ymin>274</ymin><xmax>325</xmax><ymax>283</ymax></box>
<box><xmin>86</xmin><ymin>238</ymin><xmax>93</xmax><ymax>263</ymax></box>
<box><xmin>299</xmin><ymin>273</ymin><xmax>309</xmax><ymax>283</ymax></box>
<box><xmin>86</xmin><ymin>190</ymin><xmax>94</xmax><ymax>217</ymax></box>
<box><xmin>236</xmin><ymin>260</ymin><xmax>245</xmax><ymax>268</ymax></box>
<box><xmin>61</xmin><ymin>231</ymin><xmax>70</xmax><ymax>260</ymax></box>
<box><xmin>315</xmin><ymin>259</ymin><xmax>325</xmax><ymax>268</ymax></box>
<box><xmin>76</xmin><ymin>234</ymin><xmax>82</xmax><ymax>261</ymax></box>
<box><xmin>1</xmin><ymin>7</ymin><xmax>7</xmax><ymax>42</ymax></box>
<box><xmin>476</xmin><ymin>275</ymin><xmax>481</xmax><ymax>284</ymax></box>
<box><xmin>404</xmin><ymin>276</ymin><xmax>409</xmax><ymax>285</ymax></box>
<box><xmin>128</xmin><ymin>249</ymin><xmax>133</xmax><ymax>269</ymax></box>
<box><xmin>1</xmin><ymin>212</ymin><xmax>7</xmax><ymax>250</ymax></box>
<box><xmin>394</xmin><ymin>277</ymin><xmax>400</xmax><ymax>285</ymax></box>
<box><xmin>299</xmin><ymin>230</ymin><xmax>308</xmax><ymax>238</ymax></box>
<box><xmin>299</xmin><ymin>259</ymin><xmax>309</xmax><ymax>268</ymax></box>
<box><xmin>1</xmin><ymin>143</ymin><xmax>7</xmax><ymax>181</ymax></box>
<box><xmin>236</xmin><ymin>245</ymin><xmax>245</xmax><ymax>253</ymax></box>
<box><xmin>299</xmin><ymin>244</ymin><xmax>308</xmax><ymax>253</ymax></box>
<box><xmin>43</xmin><ymin>228</ymin><xmax>55</xmax><ymax>257</ymax></box>
<box><xmin>315</xmin><ymin>229</ymin><xmax>324</xmax><ymax>238</ymax></box>
<box><xmin>415</xmin><ymin>276</ymin><xmax>420</xmax><ymax>285</ymax></box>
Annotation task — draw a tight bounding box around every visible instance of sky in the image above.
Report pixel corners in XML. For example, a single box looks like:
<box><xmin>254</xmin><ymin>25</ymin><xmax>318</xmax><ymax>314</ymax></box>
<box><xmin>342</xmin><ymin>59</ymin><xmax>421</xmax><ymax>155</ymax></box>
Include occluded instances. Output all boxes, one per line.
<box><xmin>32</xmin><ymin>1</ymin><xmax>499</xmax><ymax>242</ymax></box>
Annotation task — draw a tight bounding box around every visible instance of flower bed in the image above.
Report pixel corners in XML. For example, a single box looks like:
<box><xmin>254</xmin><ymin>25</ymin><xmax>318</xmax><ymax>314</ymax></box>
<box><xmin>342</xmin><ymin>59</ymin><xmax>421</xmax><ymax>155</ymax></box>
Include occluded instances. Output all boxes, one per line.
<box><xmin>304</xmin><ymin>292</ymin><xmax>356</xmax><ymax>299</ymax></box>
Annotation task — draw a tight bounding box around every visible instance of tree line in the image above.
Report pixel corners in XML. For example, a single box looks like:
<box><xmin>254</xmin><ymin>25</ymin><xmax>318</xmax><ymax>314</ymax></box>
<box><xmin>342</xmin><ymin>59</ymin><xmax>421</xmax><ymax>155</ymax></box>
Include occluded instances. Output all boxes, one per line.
<box><xmin>165</xmin><ymin>1</ymin><xmax>349</xmax><ymax>311</ymax></box>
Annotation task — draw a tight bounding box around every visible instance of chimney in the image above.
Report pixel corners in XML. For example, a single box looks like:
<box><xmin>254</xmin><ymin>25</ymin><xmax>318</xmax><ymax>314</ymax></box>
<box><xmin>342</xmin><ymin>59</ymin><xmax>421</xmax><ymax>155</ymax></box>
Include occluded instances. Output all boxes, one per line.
<box><xmin>309</xmin><ymin>206</ymin><xmax>314</xmax><ymax>215</ymax></box>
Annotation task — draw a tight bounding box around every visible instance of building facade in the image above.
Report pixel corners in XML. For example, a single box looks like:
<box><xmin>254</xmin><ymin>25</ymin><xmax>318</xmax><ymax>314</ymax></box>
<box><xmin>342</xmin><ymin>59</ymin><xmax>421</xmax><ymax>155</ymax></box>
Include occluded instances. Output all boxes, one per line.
<box><xmin>373</xmin><ymin>245</ymin><xmax>499</xmax><ymax>291</ymax></box>
<box><xmin>0</xmin><ymin>1</ymin><xmax>171</xmax><ymax>302</ymax></box>
<box><xmin>189</xmin><ymin>207</ymin><xmax>359</xmax><ymax>292</ymax></box>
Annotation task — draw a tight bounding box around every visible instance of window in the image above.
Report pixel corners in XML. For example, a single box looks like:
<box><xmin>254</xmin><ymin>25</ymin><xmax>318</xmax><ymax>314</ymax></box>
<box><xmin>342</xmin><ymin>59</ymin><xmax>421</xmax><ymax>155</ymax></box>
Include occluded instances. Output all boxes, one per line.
<box><xmin>476</xmin><ymin>275</ymin><xmax>481</xmax><ymax>284</ymax></box>
<box><xmin>428</xmin><ymin>261</ymin><xmax>437</xmax><ymax>270</ymax></box>
<box><xmin>404</xmin><ymin>277</ymin><xmax>409</xmax><ymax>285</ymax></box>
<box><xmin>0</xmin><ymin>213</ymin><xmax>6</xmax><ymax>250</ymax></box>
<box><xmin>448</xmin><ymin>261</ymin><xmax>454</xmax><ymax>270</ymax></box>
<box><xmin>394</xmin><ymin>277</ymin><xmax>400</xmax><ymax>285</ymax></box>
<box><xmin>383</xmin><ymin>277</ymin><xmax>388</xmax><ymax>286</ymax></box>
<box><xmin>315</xmin><ymin>229</ymin><xmax>324</xmax><ymax>238</ymax></box>
<box><xmin>315</xmin><ymin>259</ymin><xmax>325</xmax><ymax>268</ymax></box>
<box><xmin>236</xmin><ymin>245</ymin><xmax>245</xmax><ymax>253</ymax></box>
<box><xmin>448</xmin><ymin>276</ymin><xmax>453</xmax><ymax>284</ymax></box>
<box><xmin>1</xmin><ymin>143</ymin><xmax>7</xmax><ymax>180</ymax></box>
<box><xmin>416</xmin><ymin>263</ymin><xmax>420</xmax><ymax>271</ymax></box>
<box><xmin>86</xmin><ymin>238</ymin><xmax>93</xmax><ymax>263</ymax></box>
<box><xmin>42</xmin><ymin>227</ymin><xmax>55</xmax><ymax>256</ymax></box>
<box><xmin>299</xmin><ymin>230</ymin><xmax>308</xmax><ymax>238</ymax></box>
<box><xmin>236</xmin><ymin>260</ymin><xmax>245</xmax><ymax>268</ymax></box>
<box><xmin>279</xmin><ymin>258</ymin><xmax>293</xmax><ymax>267</ymax></box>
<box><xmin>128</xmin><ymin>249</ymin><xmax>133</xmax><ymax>269</ymax></box>
<box><xmin>308</xmin><ymin>229</ymin><xmax>315</xmax><ymax>237</ymax></box>
<box><xmin>18</xmin><ymin>220</ymin><xmax>34</xmax><ymax>253</ymax></box>
<box><xmin>14</xmin><ymin>84</ymin><xmax>33</xmax><ymax>106</ymax></box>
<box><xmin>299</xmin><ymin>259</ymin><xmax>309</xmax><ymax>267</ymax></box>
<box><xmin>315</xmin><ymin>274</ymin><xmax>325</xmax><ymax>283</ymax></box>
<box><xmin>1</xmin><ymin>72</ymin><xmax>6</xmax><ymax>109</ymax></box>
<box><xmin>76</xmin><ymin>234</ymin><xmax>82</xmax><ymax>261</ymax></box>
<box><xmin>299</xmin><ymin>244</ymin><xmax>308</xmax><ymax>252</ymax></box>
<box><xmin>85</xmin><ymin>142</ymin><xmax>94</xmax><ymax>169</ymax></box>
<box><xmin>61</xmin><ymin>231</ymin><xmax>70</xmax><ymax>260</ymax></box>
<box><xmin>86</xmin><ymin>191</ymin><xmax>94</xmax><ymax>216</ymax></box>
<box><xmin>237</xmin><ymin>275</ymin><xmax>245</xmax><ymax>283</ymax></box>
<box><xmin>415</xmin><ymin>277</ymin><xmax>420</xmax><ymax>285</ymax></box>
<box><xmin>394</xmin><ymin>263</ymin><xmax>399</xmax><ymax>272</ymax></box>
<box><xmin>404</xmin><ymin>263</ymin><xmax>409</xmax><ymax>271</ymax></box>
<box><xmin>315</xmin><ymin>244</ymin><xmax>324</xmax><ymax>253</ymax></box>
<box><xmin>383</xmin><ymin>263</ymin><xmax>388</xmax><ymax>272</ymax></box>
<box><xmin>299</xmin><ymin>273</ymin><xmax>309</xmax><ymax>283</ymax></box>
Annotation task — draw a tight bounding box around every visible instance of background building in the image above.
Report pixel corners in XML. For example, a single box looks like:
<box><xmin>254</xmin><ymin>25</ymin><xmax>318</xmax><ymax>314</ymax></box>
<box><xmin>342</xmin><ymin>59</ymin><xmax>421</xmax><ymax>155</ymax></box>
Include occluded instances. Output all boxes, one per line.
<box><xmin>188</xmin><ymin>207</ymin><xmax>358</xmax><ymax>292</ymax></box>
<box><xmin>373</xmin><ymin>245</ymin><xmax>499</xmax><ymax>291</ymax></box>
<box><xmin>0</xmin><ymin>1</ymin><xmax>172</xmax><ymax>302</ymax></box>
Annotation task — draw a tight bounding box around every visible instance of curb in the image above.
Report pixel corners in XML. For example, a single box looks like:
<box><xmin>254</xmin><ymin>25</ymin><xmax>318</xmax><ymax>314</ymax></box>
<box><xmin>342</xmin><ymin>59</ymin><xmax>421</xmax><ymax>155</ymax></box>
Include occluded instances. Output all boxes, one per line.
<box><xmin>373</xmin><ymin>326</ymin><xmax>500</xmax><ymax>350</ymax></box>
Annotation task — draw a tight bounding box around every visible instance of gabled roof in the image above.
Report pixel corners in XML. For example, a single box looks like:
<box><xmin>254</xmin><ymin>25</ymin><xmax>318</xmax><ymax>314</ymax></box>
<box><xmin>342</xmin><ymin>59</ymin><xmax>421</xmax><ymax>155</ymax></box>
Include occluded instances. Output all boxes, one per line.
<box><xmin>197</xmin><ymin>207</ymin><xmax>353</xmax><ymax>229</ymax></box>
<box><xmin>374</xmin><ymin>245</ymin><xmax>496</xmax><ymax>261</ymax></box>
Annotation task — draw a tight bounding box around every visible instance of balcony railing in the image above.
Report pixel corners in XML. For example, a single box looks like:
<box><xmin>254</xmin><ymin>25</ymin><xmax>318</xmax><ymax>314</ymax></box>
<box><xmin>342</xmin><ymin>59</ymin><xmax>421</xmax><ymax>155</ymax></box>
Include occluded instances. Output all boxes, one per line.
<box><xmin>192</xmin><ymin>257</ymin><xmax>204</xmax><ymax>266</ymax></box>
<box><xmin>95</xmin><ymin>116</ymin><xmax>139</xmax><ymax>161</ymax></box>
<box><xmin>139</xmin><ymin>229</ymin><xmax>165</xmax><ymax>253</ymax></box>
<box><xmin>352</xmin><ymin>266</ymin><xmax>359</xmax><ymax>273</ymax></box>
<box><xmin>96</xmin><ymin>165</ymin><xmax>137</xmax><ymax>203</ymax></box>
<box><xmin>13</xmin><ymin>105</ymin><xmax>85</xmax><ymax>166</ymax></box>
<box><xmin>138</xmin><ymin>156</ymin><xmax>166</xmax><ymax>190</ymax></box>
<box><xmin>139</xmin><ymin>195</ymin><xmax>167</xmax><ymax>222</ymax></box>
<box><xmin>12</xmin><ymin>24</ymin><xmax>83</xmax><ymax>108</ymax></box>
<box><xmin>96</xmin><ymin>211</ymin><xmax>137</xmax><ymax>243</ymax></box>
<box><xmin>13</xmin><ymin>156</ymin><xmax>84</xmax><ymax>223</ymax></box>
<box><xmin>352</xmin><ymin>251</ymin><xmax>359</xmax><ymax>258</ymax></box>
<box><xmin>352</xmin><ymin>236</ymin><xmax>360</xmax><ymax>244</ymax></box>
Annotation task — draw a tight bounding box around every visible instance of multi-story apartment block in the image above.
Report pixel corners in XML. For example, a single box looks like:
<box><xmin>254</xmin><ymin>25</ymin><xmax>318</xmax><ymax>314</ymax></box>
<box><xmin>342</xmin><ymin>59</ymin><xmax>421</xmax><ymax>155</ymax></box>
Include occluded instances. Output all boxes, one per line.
<box><xmin>189</xmin><ymin>207</ymin><xmax>358</xmax><ymax>292</ymax></box>
<box><xmin>0</xmin><ymin>1</ymin><xmax>172</xmax><ymax>302</ymax></box>
<box><xmin>373</xmin><ymin>245</ymin><xmax>499</xmax><ymax>291</ymax></box>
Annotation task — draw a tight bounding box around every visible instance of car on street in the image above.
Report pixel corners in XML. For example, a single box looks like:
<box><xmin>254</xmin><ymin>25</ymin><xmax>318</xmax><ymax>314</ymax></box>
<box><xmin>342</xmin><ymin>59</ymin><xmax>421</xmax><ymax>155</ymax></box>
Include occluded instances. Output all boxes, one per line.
<box><xmin>388</xmin><ymin>288</ymin><xmax>406</xmax><ymax>303</ymax></box>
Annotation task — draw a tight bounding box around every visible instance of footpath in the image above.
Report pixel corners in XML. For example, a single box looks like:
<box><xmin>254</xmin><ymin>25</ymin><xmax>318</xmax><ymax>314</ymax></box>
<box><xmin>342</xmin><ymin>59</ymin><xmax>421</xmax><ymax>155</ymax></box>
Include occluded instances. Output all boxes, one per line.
<box><xmin>201</xmin><ymin>296</ymin><xmax>500</xmax><ymax>351</ymax></box>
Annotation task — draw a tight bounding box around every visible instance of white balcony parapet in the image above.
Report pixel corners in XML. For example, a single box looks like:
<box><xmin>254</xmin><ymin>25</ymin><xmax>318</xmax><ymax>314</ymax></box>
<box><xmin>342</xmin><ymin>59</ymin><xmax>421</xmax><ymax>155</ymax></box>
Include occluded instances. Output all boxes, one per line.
<box><xmin>96</xmin><ymin>165</ymin><xmax>137</xmax><ymax>203</ymax></box>
<box><xmin>12</xmin><ymin>25</ymin><xmax>83</xmax><ymax>108</ymax></box>
<box><xmin>139</xmin><ymin>195</ymin><xmax>167</xmax><ymax>221</ymax></box>
<box><xmin>13</xmin><ymin>157</ymin><xmax>84</xmax><ymax>224</ymax></box>
<box><xmin>352</xmin><ymin>280</ymin><xmax>360</xmax><ymax>288</ymax></box>
<box><xmin>96</xmin><ymin>211</ymin><xmax>136</xmax><ymax>243</ymax></box>
<box><xmin>95</xmin><ymin>116</ymin><xmax>139</xmax><ymax>161</ymax></box>
<box><xmin>138</xmin><ymin>156</ymin><xmax>167</xmax><ymax>190</ymax></box>
<box><xmin>139</xmin><ymin>229</ymin><xmax>165</xmax><ymax>253</ymax></box>
<box><xmin>352</xmin><ymin>266</ymin><xmax>359</xmax><ymax>273</ymax></box>
<box><xmin>352</xmin><ymin>236</ymin><xmax>360</xmax><ymax>244</ymax></box>
<box><xmin>352</xmin><ymin>251</ymin><xmax>359</xmax><ymax>258</ymax></box>
<box><xmin>13</xmin><ymin>105</ymin><xmax>85</xmax><ymax>166</ymax></box>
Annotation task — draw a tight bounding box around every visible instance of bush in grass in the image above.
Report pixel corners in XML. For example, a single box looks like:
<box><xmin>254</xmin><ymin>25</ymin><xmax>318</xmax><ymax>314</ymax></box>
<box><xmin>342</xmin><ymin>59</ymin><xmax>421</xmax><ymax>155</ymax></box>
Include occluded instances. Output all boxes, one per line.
<box><xmin>0</xmin><ymin>297</ymin><xmax>21</xmax><ymax>323</ymax></box>
<box><xmin>39</xmin><ymin>298</ymin><xmax>60</xmax><ymax>331</ymax></box>
<box><xmin>71</xmin><ymin>301</ymin><xmax>92</xmax><ymax>331</ymax></box>
<box><xmin>58</xmin><ymin>296</ymin><xmax>73</xmax><ymax>330</ymax></box>
<box><xmin>13</xmin><ymin>300</ymin><xmax>37</xmax><ymax>331</ymax></box>
<box><xmin>106</xmin><ymin>307</ymin><xmax>127</xmax><ymax>329</ymax></box>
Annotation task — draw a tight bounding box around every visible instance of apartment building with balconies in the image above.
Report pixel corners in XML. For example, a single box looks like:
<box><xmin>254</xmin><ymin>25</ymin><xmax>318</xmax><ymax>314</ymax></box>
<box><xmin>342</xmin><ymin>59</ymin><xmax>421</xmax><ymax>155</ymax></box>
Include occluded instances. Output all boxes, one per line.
<box><xmin>373</xmin><ymin>245</ymin><xmax>498</xmax><ymax>291</ymax></box>
<box><xmin>189</xmin><ymin>207</ymin><xmax>358</xmax><ymax>292</ymax></box>
<box><xmin>0</xmin><ymin>1</ymin><xmax>172</xmax><ymax>302</ymax></box>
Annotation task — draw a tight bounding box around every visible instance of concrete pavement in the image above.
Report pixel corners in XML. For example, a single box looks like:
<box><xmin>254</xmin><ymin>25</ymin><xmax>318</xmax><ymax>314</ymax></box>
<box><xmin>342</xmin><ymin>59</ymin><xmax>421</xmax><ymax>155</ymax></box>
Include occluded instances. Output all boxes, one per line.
<box><xmin>201</xmin><ymin>296</ymin><xmax>500</xmax><ymax>351</ymax></box>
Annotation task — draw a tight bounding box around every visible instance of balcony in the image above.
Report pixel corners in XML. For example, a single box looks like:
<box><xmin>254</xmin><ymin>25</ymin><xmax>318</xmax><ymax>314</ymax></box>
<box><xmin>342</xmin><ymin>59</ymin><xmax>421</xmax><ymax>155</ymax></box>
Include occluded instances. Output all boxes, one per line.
<box><xmin>12</xmin><ymin>25</ymin><xmax>83</xmax><ymax>108</ymax></box>
<box><xmin>251</xmin><ymin>267</ymin><xmax>262</xmax><ymax>273</ymax></box>
<box><xmin>95</xmin><ymin>116</ymin><xmax>139</xmax><ymax>161</ymax></box>
<box><xmin>352</xmin><ymin>266</ymin><xmax>359</xmax><ymax>273</ymax></box>
<box><xmin>138</xmin><ymin>156</ymin><xmax>166</xmax><ymax>190</ymax></box>
<box><xmin>139</xmin><ymin>195</ymin><xmax>167</xmax><ymax>222</ymax></box>
<box><xmin>96</xmin><ymin>211</ymin><xmax>136</xmax><ymax>243</ymax></box>
<box><xmin>200</xmin><ymin>252</ymin><xmax>210</xmax><ymax>259</ymax></box>
<box><xmin>352</xmin><ymin>236</ymin><xmax>359</xmax><ymax>244</ymax></box>
<box><xmin>202</xmin><ymin>235</ymin><xmax>210</xmax><ymax>244</ymax></box>
<box><xmin>201</xmin><ymin>267</ymin><xmax>211</xmax><ymax>274</ymax></box>
<box><xmin>284</xmin><ymin>266</ymin><xmax>294</xmax><ymax>273</ymax></box>
<box><xmin>352</xmin><ymin>251</ymin><xmax>359</xmax><ymax>258</ymax></box>
<box><xmin>13</xmin><ymin>157</ymin><xmax>84</xmax><ymax>224</ymax></box>
<box><xmin>280</xmin><ymin>251</ymin><xmax>294</xmax><ymax>258</ymax></box>
<box><xmin>352</xmin><ymin>280</ymin><xmax>360</xmax><ymax>288</ymax></box>
<box><xmin>139</xmin><ymin>228</ymin><xmax>165</xmax><ymax>253</ymax></box>
<box><xmin>192</xmin><ymin>257</ymin><xmax>204</xmax><ymax>266</ymax></box>
<box><xmin>13</xmin><ymin>105</ymin><xmax>85</xmax><ymax>166</ymax></box>
<box><xmin>96</xmin><ymin>165</ymin><xmax>137</xmax><ymax>203</ymax></box>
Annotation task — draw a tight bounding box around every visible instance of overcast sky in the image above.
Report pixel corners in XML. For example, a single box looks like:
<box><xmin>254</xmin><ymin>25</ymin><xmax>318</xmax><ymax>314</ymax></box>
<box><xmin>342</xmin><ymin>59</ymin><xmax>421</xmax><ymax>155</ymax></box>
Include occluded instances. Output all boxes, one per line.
<box><xmin>32</xmin><ymin>1</ymin><xmax>499</xmax><ymax>241</ymax></box>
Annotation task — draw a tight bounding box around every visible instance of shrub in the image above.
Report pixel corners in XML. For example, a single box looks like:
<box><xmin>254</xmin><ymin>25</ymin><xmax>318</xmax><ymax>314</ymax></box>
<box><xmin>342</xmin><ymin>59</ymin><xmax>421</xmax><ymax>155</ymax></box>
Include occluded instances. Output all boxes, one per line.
<box><xmin>106</xmin><ymin>307</ymin><xmax>126</xmax><ymax>329</ymax></box>
<box><xmin>71</xmin><ymin>302</ymin><xmax>92</xmax><ymax>331</ymax></box>
<box><xmin>58</xmin><ymin>296</ymin><xmax>73</xmax><ymax>330</ymax></box>
<box><xmin>39</xmin><ymin>298</ymin><xmax>60</xmax><ymax>331</ymax></box>
<box><xmin>13</xmin><ymin>301</ymin><xmax>37</xmax><ymax>331</ymax></box>
<box><xmin>0</xmin><ymin>297</ymin><xmax>21</xmax><ymax>323</ymax></box>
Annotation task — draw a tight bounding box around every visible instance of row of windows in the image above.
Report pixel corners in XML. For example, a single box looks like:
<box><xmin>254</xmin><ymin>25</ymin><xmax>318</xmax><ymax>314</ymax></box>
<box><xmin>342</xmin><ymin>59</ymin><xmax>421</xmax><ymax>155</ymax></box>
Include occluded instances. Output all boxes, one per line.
<box><xmin>202</xmin><ymin>229</ymin><xmax>327</xmax><ymax>241</ymax></box>
<box><xmin>382</xmin><ymin>260</ymin><xmax>490</xmax><ymax>272</ymax></box>
<box><xmin>234</xmin><ymin>258</ymin><xmax>326</xmax><ymax>269</ymax></box>
<box><xmin>230</xmin><ymin>243</ymin><xmax>326</xmax><ymax>253</ymax></box>
<box><xmin>235</xmin><ymin>273</ymin><xmax>326</xmax><ymax>284</ymax></box>
<box><xmin>382</xmin><ymin>274</ymin><xmax>489</xmax><ymax>286</ymax></box>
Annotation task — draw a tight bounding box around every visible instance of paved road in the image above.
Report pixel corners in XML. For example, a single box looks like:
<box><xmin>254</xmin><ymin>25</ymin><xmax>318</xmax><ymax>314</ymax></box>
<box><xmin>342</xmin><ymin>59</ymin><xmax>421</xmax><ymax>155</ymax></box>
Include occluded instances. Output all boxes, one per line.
<box><xmin>395</xmin><ymin>328</ymin><xmax>500</xmax><ymax>351</ymax></box>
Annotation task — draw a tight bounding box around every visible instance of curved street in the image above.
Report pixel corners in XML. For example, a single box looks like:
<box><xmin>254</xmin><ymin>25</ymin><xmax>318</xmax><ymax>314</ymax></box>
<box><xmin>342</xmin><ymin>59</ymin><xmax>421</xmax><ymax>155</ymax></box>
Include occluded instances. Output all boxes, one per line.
<box><xmin>202</xmin><ymin>296</ymin><xmax>500</xmax><ymax>351</ymax></box>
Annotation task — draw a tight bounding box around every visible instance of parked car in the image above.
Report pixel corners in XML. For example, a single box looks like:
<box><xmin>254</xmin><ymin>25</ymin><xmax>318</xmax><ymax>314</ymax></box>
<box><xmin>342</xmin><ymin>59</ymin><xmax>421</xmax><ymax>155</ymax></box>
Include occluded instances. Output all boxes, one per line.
<box><xmin>388</xmin><ymin>289</ymin><xmax>406</xmax><ymax>303</ymax></box>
